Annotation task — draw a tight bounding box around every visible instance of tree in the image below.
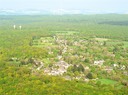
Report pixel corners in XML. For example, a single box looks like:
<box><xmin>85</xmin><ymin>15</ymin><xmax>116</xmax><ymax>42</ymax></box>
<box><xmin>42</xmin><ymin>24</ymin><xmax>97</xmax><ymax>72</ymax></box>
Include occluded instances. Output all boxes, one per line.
<box><xmin>86</xmin><ymin>72</ymin><xmax>93</xmax><ymax>79</ymax></box>
<box><xmin>103</xmin><ymin>41</ymin><xmax>106</xmax><ymax>46</ymax></box>
<box><xmin>86</xmin><ymin>72</ymin><xmax>97</xmax><ymax>79</ymax></box>
<box><xmin>78</xmin><ymin>64</ymin><xmax>85</xmax><ymax>72</ymax></box>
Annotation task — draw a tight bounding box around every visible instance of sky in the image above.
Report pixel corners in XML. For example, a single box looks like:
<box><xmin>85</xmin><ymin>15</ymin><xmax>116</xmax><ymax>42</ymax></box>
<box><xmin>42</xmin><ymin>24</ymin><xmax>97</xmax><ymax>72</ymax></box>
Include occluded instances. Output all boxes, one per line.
<box><xmin>0</xmin><ymin>0</ymin><xmax>128</xmax><ymax>13</ymax></box>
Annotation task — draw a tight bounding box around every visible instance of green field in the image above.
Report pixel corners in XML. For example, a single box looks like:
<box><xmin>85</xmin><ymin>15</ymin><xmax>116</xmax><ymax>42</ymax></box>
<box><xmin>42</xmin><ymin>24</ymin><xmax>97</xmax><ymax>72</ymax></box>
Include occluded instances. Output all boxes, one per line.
<box><xmin>98</xmin><ymin>79</ymin><xmax>117</xmax><ymax>85</ymax></box>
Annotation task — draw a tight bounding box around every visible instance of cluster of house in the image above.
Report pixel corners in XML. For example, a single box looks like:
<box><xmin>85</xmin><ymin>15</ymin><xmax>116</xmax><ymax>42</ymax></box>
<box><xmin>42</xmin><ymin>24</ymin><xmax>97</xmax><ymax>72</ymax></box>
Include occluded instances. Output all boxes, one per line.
<box><xmin>20</xmin><ymin>58</ymin><xmax>44</xmax><ymax>71</ymax></box>
<box><xmin>55</xmin><ymin>36</ymin><xmax>68</xmax><ymax>54</ymax></box>
<box><xmin>27</xmin><ymin>33</ymin><xmax>128</xmax><ymax>81</ymax></box>
<box><xmin>93</xmin><ymin>60</ymin><xmax>127</xmax><ymax>73</ymax></box>
<box><xmin>113</xmin><ymin>64</ymin><xmax>126</xmax><ymax>70</ymax></box>
<box><xmin>44</xmin><ymin>61</ymin><xmax>71</xmax><ymax>76</ymax></box>
<box><xmin>29</xmin><ymin>58</ymin><xmax>127</xmax><ymax>78</ymax></box>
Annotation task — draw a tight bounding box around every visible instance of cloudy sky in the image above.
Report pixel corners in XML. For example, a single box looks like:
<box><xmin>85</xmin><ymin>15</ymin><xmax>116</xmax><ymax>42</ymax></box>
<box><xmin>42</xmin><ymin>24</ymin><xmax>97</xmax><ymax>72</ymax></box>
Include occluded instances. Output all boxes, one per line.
<box><xmin>0</xmin><ymin>0</ymin><xmax>128</xmax><ymax>13</ymax></box>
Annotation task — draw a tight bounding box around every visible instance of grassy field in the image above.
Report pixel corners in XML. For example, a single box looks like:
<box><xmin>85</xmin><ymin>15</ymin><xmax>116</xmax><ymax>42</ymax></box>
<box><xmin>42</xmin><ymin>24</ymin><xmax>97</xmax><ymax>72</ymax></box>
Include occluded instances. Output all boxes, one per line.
<box><xmin>98</xmin><ymin>79</ymin><xmax>117</xmax><ymax>85</ymax></box>
<box><xmin>107</xmin><ymin>40</ymin><xmax>128</xmax><ymax>47</ymax></box>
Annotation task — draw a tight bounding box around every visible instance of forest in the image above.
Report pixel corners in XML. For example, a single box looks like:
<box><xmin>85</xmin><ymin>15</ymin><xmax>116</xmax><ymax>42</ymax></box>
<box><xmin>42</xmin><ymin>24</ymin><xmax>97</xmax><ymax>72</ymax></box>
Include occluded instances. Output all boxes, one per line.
<box><xmin>0</xmin><ymin>14</ymin><xmax>128</xmax><ymax>95</ymax></box>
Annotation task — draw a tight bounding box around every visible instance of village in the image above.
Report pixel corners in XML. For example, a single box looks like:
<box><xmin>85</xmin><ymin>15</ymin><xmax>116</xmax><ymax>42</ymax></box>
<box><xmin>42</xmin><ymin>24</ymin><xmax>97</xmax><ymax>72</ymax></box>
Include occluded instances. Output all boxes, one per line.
<box><xmin>1</xmin><ymin>14</ymin><xmax>128</xmax><ymax>94</ymax></box>
<box><xmin>12</xmin><ymin>31</ymin><xmax>127</xmax><ymax>82</ymax></box>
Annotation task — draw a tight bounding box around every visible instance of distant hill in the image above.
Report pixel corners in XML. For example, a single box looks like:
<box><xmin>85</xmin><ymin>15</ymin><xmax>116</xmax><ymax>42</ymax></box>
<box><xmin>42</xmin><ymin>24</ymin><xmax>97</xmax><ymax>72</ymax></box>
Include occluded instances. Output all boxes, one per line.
<box><xmin>0</xmin><ymin>9</ymin><xmax>126</xmax><ymax>15</ymax></box>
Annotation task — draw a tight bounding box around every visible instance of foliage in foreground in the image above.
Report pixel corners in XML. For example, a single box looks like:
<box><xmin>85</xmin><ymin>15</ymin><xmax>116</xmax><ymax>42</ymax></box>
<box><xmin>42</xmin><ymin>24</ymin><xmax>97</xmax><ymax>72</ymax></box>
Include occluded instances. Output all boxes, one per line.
<box><xmin>0</xmin><ymin>64</ymin><xmax>128</xmax><ymax>95</ymax></box>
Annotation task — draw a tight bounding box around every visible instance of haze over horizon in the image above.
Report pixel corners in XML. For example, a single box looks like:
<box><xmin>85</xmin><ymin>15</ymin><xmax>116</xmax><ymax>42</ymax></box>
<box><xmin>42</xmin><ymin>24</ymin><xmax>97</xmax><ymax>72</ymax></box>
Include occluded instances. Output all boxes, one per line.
<box><xmin>0</xmin><ymin>0</ymin><xmax>128</xmax><ymax>14</ymax></box>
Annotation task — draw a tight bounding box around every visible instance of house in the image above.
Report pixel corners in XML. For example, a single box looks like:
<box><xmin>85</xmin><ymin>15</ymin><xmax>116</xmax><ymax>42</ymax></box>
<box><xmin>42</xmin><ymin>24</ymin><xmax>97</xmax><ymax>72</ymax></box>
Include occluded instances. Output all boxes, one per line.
<box><xmin>84</xmin><ymin>66</ymin><xmax>90</xmax><ymax>70</ymax></box>
<box><xmin>104</xmin><ymin>66</ymin><xmax>113</xmax><ymax>73</ymax></box>
<box><xmin>113</xmin><ymin>64</ymin><xmax>119</xmax><ymax>68</ymax></box>
<box><xmin>37</xmin><ymin>63</ymin><xmax>44</xmax><ymax>70</ymax></box>
<box><xmin>94</xmin><ymin>60</ymin><xmax>105</xmax><ymax>66</ymax></box>
<box><xmin>123</xmin><ymin>71</ymin><xmax>128</xmax><ymax>76</ymax></box>
<box><xmin>121</xmin><ymin>65</ymin><xmax>126</xmax><ymax>70</ymax></box>
<box><xmin>63</xmin><ymin>76</ymin><xmax>72</xmax><ymax>80</ymax></box>
<box><xmin>44</xmin><ymin>68</ymin><xmax>50</xmax><ymax>73</ymax></box>
<box><xmin>57</xmin><ymin>55</ymin><xmax>62</xmax><ymax>60</ymax></box>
